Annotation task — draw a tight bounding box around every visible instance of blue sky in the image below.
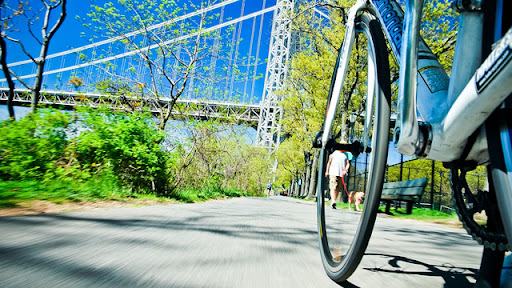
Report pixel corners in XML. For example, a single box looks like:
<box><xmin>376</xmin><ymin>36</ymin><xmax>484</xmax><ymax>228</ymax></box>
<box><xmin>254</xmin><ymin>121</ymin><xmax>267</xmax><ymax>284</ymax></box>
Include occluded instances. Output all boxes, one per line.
<box><xmin>5</xmin><ymin>0</ymin><xmax>278</xmax><ymax>104</ymax></box>
<box><xmin>2</xmin><ymin>0</ymin><xmax>412</xmax><ymax>165</ymax></box>
<box><xmin>6</xmin><ymin>1</ymin><xmax>90</xmax><ymax>60</ymax></box>
<box><xmin>8</xmin><ymin>0</ymin><xmax>276</xmax><ymax>57</ymax></box>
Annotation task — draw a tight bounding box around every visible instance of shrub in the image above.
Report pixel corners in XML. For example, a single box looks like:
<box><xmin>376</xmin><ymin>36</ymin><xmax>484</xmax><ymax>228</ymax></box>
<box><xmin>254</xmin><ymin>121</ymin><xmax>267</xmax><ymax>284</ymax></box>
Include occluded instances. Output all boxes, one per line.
<box><xmin>0</xmin><ymin>110</ymin><xmax>71</xmax><ymax>180</ymax></box>
<box><xmin>74</xmin><ymin>108</ymin><xmax>170</xmax><ymax>194</ymax></box>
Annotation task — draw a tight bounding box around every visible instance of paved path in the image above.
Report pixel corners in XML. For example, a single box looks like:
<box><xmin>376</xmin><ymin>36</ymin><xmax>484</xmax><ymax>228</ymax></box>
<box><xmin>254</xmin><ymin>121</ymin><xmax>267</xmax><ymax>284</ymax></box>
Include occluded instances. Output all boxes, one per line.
<box><xmin>0</xmin><ymin>196</ymin><xmax>482</xmax><ymax>287</ymax></box>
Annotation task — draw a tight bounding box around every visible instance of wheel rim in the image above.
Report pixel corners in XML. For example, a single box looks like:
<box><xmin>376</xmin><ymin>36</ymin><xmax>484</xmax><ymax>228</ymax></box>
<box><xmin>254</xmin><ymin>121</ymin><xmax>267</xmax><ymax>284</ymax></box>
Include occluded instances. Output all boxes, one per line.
<box><xmin>316</xmin><ymin>14</ymin><xmax>390</xmax><ymax>282</ymax></box>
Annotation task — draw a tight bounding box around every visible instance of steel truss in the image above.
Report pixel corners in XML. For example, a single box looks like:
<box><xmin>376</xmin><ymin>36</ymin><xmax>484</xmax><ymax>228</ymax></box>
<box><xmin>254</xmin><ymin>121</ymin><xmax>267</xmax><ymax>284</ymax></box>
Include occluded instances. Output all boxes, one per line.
<box><xmin>257</xmin><ymin>0</ymin><xmax>295</xmax><ymax>152</ymax></box>
<box><xmin>1</xmin><ymin>0</ymin><xmax>299</xmax><ymax>148</ymax></box>
<box><xmin>0</xmin><ymin>89</ymin><xmax>260</xmax><ymax>125</ymax></box>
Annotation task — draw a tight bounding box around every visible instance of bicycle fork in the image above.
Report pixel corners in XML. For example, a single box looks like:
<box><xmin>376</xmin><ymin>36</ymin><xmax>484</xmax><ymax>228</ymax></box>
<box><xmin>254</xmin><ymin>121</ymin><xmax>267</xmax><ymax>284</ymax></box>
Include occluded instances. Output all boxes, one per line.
<box><xmin>393</xmin><ymin>0</ymin><xmax>512</xmax><ymax>164</ymax></box>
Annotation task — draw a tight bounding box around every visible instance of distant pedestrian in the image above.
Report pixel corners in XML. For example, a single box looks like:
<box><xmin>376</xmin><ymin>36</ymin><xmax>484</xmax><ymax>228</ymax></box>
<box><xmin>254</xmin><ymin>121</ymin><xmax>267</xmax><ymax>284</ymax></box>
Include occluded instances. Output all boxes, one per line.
<box><xmin>266</xmin><ymin>180</ymin><xmax>272</xmax><ymax>197</ymax></box>
<box><xmin>325</xmin><ymin>149</ymin><xmax>350</xmax><ymax>209</ymax></box>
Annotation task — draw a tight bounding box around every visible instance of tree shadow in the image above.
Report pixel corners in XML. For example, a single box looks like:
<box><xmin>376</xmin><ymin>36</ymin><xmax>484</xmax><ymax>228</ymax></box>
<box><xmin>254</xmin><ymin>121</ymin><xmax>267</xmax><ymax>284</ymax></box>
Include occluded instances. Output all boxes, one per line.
<box><xmin>0</xmin><ymin>202</ymin><xmax>322</xmax><ymax>287</ymax></box>
<box><xmin>338</xmin><ymin>280</ymin><xmax>360</xmax><ymax>288</ymax></box>
<box><xmin>362</xmin><ymin>253</ymin><xmax>478</xmax><ymax>287</ymax></box>
<box><xmin>324</xmin><ymin>252</ymin><xmax>477</xmax><ymax>288</ymax></box>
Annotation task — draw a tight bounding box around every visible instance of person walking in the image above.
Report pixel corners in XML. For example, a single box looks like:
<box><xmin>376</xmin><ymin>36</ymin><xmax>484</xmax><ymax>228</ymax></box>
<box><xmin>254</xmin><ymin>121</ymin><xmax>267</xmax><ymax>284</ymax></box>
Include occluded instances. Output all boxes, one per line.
<box><xmin>325</xmin><ymin>149</ymin><xmax>350</xmax><ymax>209</ymax></box>
<box><xmin>266</xmin><ymin>180</ymin><xmax>272</xmax><ymax>197</ymax></box>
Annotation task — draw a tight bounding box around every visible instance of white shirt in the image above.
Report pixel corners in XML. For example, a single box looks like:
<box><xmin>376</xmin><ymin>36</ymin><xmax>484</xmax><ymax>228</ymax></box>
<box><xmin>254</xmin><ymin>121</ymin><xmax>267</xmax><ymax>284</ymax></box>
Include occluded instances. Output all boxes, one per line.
<box><xmin>328</xmin><ymin>150</ymin><xmax>348</xmax><ymax>177</ymax></box>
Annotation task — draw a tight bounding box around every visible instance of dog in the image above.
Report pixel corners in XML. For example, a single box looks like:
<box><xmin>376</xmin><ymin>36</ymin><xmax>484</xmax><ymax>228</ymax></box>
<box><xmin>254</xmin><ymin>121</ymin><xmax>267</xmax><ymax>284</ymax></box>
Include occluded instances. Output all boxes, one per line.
<box><xmin>348</xmin><ymin>191</ymin><xmax>365</xmax><ymax>211</ymax></box>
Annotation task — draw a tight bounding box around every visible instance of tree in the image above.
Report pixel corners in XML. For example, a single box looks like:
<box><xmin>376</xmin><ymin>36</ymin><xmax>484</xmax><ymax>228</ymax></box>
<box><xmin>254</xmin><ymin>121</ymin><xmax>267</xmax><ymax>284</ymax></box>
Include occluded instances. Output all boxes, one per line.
<box><xmin>276</xmin><ymin>0</ymin><xmax>458</xmax><ymax>196</ymax></box>
<box><xmin>276</xmin><ymin>0</ymin><xmax>360</xmax><ymax>191</ymax></box>
<box><xmin>0</xmin><ymin>0</ymin><xmax>24</xmax><ymax>119</ymax></box>
<box><xmin>420</xmin><ymin>0</ymin><xmax>458</xmax><ymax>74</ymax></box>
<box><xmin>84</xmin><ymin>0</ymin><xmax>241</xmax><ymax>130</ymax></box>
<box><xmin>171</xmin><ymin>119</ymin><xmax>270</xmax><ymax>195</ymax></box>
<box><xmin>74</xmin><ymin>108</ymin><xmax>170</xmax><ymax>194</ymax></box>
<box><xmin>0</xmin><ymin>32</ymin><xmax>16</xmax><ymax>119</ymax></box>
<box><xmin>2</xmin><ymin>0</ymin><xmax>67</xmax><ymax>114</ymax></box>
<box><xmin>386</xmin><ymin>158</ymin><xmax>486</xmax><ymax>209</ymax></box>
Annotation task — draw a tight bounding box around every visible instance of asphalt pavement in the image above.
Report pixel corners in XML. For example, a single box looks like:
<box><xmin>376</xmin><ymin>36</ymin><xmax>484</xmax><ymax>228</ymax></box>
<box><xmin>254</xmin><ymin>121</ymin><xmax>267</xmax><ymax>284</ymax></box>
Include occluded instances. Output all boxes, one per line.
<box><xmin>0</xmin><ymin>196</ymin><xmax>482</xmax><ymax>287</ymax></box>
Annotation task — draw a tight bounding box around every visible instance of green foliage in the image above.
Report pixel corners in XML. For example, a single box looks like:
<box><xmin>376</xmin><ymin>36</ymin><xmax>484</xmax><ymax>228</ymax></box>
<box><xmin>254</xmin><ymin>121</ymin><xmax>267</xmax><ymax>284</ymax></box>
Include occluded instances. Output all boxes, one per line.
<box><xmin>378</xmin><ymin>206</ymin><xmax>457</xmax><ymax>221</ymax></box>
<box><xmin>276</xmin><ymin>139</ymin><xmax>308</xmax><ymax>185</ymax></box>
<box><xmin>176</xmin><ymin>119</ymin><xmax>270</xmax><ymax>196</ymax></box>
<box><xmin>0</xmin><ymin>178</ymin><xmax>131</xmax><ymax>208</ymax></box>
<box><xmin>325</xmin><ymin>199</ymin><xmax>456</xmax><ymax>219</ymax></box>
<box><xmin>421</xmin><ymin>0</ymin><xmax>459</xmax><ymax>74</ymax></box>
<box><xmin>0</xmin><ymin>110</ymin><xmax>71</xmax><ymax>180</ymax></box>
<box><xmin>0</xmin><ymin>108</ymin><xmax>170</xmax><ymax>195</ymax></box>
<box><xmin>277</xmin><ymin>0</ymin><xmax>371</xmax><ymax>182</ymax></box>
<box><xmin>0</xmin><ymin>109</ymin><xmax>269</xmax><ymax>207</ymax></box>
<box><xmin>74</xmin><ymin>108</ymin><xmax>170</xmax><ymax>194</ymax></box>
<box><xmin>277</xmin><ymin>0</ymin><xmax>460</xmax><ymax>194</ymax></box>
<box><xmin>95</xmin><ymin>79</ymin><xmax>134</xmax><ymax>96</ymax></box>
<box><xmin>174</xmin><ymin>186</ymin><xmax>247</xmax><ymax>203</ymax></box>
<box><xmin>386</xmin><ymin>159</ymin><xmax>487</xmax><ymax>208</ymax></box>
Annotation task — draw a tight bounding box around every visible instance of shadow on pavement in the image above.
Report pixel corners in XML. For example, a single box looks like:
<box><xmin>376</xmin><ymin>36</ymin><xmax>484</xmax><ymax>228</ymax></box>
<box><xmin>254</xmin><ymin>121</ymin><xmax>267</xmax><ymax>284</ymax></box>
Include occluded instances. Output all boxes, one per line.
<box><xmin>338</xmin><ymin>280</ymin><xmax>360</xmax><ymax>288</ymax></box>
<box><xmin>0</xmin><ymin>204</ymin><xmax>320</xmax><ymax>287</ymax></box>
<box><xmin>363</xmin><ymin>253</ymin><xmax>477</xmax><ymax>287</ymax></box>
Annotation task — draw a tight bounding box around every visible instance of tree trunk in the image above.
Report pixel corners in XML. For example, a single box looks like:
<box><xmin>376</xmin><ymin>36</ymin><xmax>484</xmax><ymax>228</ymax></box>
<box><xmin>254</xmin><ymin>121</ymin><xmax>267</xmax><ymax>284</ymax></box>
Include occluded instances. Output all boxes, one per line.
<box><xmin>293</xmin><ymin>179</ymin><xmax>299</xmax><ymax>197</ymax></box>
<box><xmin>303</xmin><ymin>152</ymin><xmax>312</xmax><ymax>199</ymax></box>
<box><xmin>342</xmin><ymin>112</ymin><xmax>349</xmax><ymax>142</ymax></box>
<box><xmin>306</xmin><ymin>150</ymin><xmax>319</xmax><ymax>199</ymax></box>
<box><xmin>31</xmin><ymin>42</ymin><xmax>51</xmax><ymax>113</ymax></box>
<box><xmin>0</xmin><ymin>36</ymin><xmax>15</xmax><ymax>119</ymax></box>
<box><xmin>30</xmin><ymin>0</ymin><xmax>67</xmax><ymax>114</ymax></box>
<box><xmin>299</xmin><ymin>173</ymin><xmax>306</xmax><ymax>198</ymax></box>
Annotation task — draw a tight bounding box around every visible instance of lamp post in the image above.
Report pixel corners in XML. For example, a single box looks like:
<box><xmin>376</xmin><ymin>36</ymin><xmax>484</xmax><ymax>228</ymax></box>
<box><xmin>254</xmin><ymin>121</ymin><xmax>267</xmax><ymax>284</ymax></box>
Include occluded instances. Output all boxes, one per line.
<box><xmin>349</xmin><ymin>112</ymin><xmax>357</xmax><ymax>142</ymax></box>
<box><xmin>431</xmin><ymin>160</ymin><xmax>435</xmax><ymax>210</ymax></box>
<box><xmin>439</xmin><ymin>171</ymin><xmax>444</xmax><ymax>210</ymax></box>
<box><xmin>347</xmin><ymin>113</ymin><xmax>357</xmax><ymax>192</ymax></box>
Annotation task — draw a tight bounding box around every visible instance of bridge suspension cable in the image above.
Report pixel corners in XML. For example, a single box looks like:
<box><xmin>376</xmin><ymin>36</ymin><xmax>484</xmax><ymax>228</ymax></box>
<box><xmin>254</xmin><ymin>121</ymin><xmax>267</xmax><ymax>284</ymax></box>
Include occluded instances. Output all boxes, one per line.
<box><xmin>2</xmin><ymin>0</ymin><xmax>301</xmax><ymax>152</ymax></box>
<box><xmin>2</xmin><ymin>6</ymin><xmax>277</xmax><ymax>82</ymax></box>
<box><xmin>4</xmin><ymin>0</ymin><xmax>242</xmax><ymax>68</ymax></box>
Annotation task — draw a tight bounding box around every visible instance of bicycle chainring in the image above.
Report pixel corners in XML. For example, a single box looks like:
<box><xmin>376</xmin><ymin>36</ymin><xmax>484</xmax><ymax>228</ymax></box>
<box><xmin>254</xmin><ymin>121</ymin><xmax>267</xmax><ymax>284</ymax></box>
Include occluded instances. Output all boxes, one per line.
<box><xmin>450</xmin><ymin>165</ymin><xmax>509</xmax><ymax>251</ymax></box>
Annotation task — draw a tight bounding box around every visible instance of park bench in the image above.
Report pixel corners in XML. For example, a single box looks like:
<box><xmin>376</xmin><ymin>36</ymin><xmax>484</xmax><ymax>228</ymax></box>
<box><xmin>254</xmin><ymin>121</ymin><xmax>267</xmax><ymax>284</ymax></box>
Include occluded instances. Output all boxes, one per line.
<box><xmin>380</xmin><ymin>177</ymin><xmax>428</xmax><ymax>214</ymax></box>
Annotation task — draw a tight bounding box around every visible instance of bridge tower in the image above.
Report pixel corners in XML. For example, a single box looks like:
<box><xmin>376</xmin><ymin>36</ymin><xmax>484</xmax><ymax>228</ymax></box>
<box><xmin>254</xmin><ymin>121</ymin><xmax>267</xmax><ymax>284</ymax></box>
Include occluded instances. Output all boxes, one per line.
<box><xmin>256</xmin><ymin>0</ymin><xmax>295</xmax><ymax>152</ymax></box>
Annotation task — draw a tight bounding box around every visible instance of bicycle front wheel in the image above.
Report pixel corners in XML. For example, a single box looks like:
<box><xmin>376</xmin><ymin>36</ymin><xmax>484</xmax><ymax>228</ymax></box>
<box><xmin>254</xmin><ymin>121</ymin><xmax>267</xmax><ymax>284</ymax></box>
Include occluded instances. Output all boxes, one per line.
<box><xmin>486</xmin><ymin>97</ymin><xmax>512</xmax><ymax>249</ymax></box>
<box><xmin>317</xmin><ymin>13</ymin><xmax>391</xmax><ymax>283</ymax></box>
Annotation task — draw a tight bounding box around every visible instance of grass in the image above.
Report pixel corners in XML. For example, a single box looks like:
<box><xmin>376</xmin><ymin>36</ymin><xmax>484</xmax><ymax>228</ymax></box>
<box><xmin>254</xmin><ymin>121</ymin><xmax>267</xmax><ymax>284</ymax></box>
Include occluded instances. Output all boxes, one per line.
<box><xmin>173</xmin><ymin>186</ymin><xmax>247</xmax><ymax>203</ymax></box>
<box><xmin>0</xmin><ymin>180</ymin><xmax>249</xmax><ymax>209</ymax></box>
<box><xmin>0</xmin><ymin>179</ymin><xmax>134</xmax><ymax>208</ymax></box>
<box><xmin>377</xmin><ymin>206</ymin><xmax>458</xmax><ymax>221</ymax></box>
<box><xmin>2</xmin><ymin>180</ymin><xmax>455</xmax><ymax>224</ymax></box>
<box><xmin>277</xmin><ymin>196</ymin><xmax>459</xmax><ymax>222</ymax></box>
<box><xmin>316</xmin><ymin>198</ymin><xmax>458</xmax><ymax>221</ymax></box>
<box><xmin>292</xmin><ymin>196</ymin><xmax>315</xmax><ymax>202</ymax></box>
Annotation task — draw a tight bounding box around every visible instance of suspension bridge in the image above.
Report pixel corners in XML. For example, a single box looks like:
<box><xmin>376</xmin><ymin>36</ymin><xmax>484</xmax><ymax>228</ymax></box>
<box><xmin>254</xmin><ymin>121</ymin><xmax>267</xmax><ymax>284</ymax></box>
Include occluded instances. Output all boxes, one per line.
<box><xmin>0</xmin><ymin>0</ymin><xmax>328</xmax><ymax>151</ymax></box>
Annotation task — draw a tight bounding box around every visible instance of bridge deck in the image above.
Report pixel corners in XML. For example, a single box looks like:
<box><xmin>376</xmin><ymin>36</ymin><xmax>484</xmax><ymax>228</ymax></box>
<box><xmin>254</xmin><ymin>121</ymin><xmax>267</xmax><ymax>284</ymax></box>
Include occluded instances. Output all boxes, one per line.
<box><xmin>0</xmin><ymin>89</ymin><xmax>261</xmax><ymax>127</ymax></box>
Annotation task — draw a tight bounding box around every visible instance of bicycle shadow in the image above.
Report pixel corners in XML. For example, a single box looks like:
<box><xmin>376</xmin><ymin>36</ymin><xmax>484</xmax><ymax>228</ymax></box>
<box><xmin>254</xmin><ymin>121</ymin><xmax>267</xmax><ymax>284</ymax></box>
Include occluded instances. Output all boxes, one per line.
<box><xmin>339</xmin><ymin>253</ymin><xmax>477</xmax><ymax>288</ymax></box>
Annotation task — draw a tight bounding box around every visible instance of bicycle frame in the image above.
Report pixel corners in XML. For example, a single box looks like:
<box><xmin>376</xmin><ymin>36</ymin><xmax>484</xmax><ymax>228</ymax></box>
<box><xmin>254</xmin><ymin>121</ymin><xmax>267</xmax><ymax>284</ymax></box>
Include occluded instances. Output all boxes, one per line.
<box><xmin>321</xmin><ymin>0</ymin><xmax>445</xmax><ymax>154</ymax></box>
<box><xmin>394</xmin><ymin>0</ymin><xmax>512</xmax><ymax>165</ymax></box>
<box><xmin>320</xmin><ymin>0</ymin><xmax>512</xmax><ymax>246</ymax></box>
<box><xmin>322</xmin><ymin>0</ymin><xmax>512</xmax><ymax>163</ymax></box>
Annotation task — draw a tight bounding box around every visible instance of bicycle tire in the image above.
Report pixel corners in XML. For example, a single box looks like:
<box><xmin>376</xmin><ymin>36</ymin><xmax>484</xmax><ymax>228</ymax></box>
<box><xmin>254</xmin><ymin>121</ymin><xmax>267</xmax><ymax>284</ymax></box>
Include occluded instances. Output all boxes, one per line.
<box><xmin>486</xmin><ymin>97</ymin><xmax>512</xmax><ymax>249</ymax></box>
<box><xmin>317</xmin><ymin>13</ymin><xmax>391</xmax><ymax>283</ymax></box>
<box><xmin>485</xmin><ymin>1</ymin><xmax>512</xmax><ymax>250</ymax></box>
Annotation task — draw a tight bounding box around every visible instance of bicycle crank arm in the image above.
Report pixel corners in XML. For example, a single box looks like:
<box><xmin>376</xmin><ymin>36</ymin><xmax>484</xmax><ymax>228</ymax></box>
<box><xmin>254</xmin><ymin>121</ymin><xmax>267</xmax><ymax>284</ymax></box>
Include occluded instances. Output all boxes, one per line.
<box><xmin>394</xmin><ymin>0</ymin><xmax>428</xmax><ymax>157</ymax></box>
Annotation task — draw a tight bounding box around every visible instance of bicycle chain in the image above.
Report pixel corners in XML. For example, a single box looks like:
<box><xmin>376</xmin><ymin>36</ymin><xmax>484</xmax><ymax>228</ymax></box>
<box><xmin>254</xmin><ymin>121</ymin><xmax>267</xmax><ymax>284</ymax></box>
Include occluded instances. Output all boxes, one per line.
<box><xmin>450</xmin><ymin>165</ymin><xmax>509</xmax><ymax>251</ymax></box>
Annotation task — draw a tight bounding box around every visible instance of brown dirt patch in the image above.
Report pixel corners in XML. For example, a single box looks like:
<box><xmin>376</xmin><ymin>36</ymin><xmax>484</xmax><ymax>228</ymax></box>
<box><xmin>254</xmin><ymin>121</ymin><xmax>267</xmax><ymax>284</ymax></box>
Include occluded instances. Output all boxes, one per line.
<box><xmin>0</xmin><ymin>199</ymin><xmax>174</xmax><ymax>217</ymax></box>
<box><xmin>428</xmin><ymin>217</ymin><xmax>464</xmax><ymax>229</ymax></box>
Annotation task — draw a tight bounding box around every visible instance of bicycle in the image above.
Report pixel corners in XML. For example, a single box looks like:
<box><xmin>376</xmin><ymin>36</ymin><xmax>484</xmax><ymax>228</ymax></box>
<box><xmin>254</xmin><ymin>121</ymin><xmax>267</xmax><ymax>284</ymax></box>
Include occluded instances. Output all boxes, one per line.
<box><xmin>313</xmin><ymin>0</ymin><xmax>512</xmax><ymax>285</ymax></box>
